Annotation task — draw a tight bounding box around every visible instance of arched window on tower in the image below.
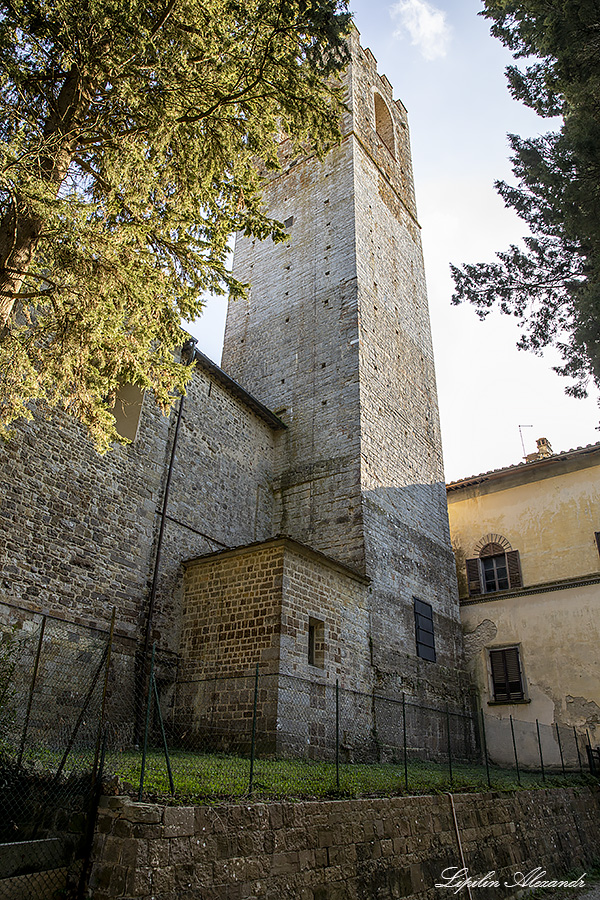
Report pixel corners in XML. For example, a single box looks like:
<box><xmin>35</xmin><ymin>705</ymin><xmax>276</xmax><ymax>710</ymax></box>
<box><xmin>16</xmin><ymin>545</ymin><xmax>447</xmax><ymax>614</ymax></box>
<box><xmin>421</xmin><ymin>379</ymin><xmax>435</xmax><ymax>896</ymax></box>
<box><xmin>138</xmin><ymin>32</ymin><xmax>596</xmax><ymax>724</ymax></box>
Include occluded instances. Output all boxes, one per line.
<box><xmin>374</xmin><ymin>92</ymin><xmax>395</xmax><ymax>158</ymax></box>
<box><xmin>465</xmin><ymin>534</ymin><xmax>523</xmax><ymax>597</ymax></box>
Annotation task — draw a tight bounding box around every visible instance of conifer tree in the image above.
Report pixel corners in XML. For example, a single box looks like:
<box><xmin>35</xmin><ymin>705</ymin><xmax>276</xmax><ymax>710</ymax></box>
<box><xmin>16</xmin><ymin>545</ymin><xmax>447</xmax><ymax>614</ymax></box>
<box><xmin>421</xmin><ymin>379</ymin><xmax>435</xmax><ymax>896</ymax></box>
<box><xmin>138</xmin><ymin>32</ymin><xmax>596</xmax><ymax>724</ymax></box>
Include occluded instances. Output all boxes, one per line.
<box><xmin>0</xmin><ymin>0</ymin><xmax>350</xmax><ymax>449</ymax></box>
<box><xmin>451</xmin><ymin>1</ymin><xmax>600</xmax><ymax>400</ymax></box>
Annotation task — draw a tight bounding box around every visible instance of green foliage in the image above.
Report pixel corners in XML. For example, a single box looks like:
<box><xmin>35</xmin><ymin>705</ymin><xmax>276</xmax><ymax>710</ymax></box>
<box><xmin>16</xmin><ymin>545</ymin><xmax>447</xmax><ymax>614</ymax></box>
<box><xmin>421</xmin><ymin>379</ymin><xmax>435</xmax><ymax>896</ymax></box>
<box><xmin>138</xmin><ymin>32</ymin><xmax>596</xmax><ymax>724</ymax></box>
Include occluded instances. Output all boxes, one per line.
<box><xmin>451</xmin><ymin>1</ymin><xmax>600</xmax><ymax>400</ymax></box>
<box><xmin>0</xmin><ymin>0</ymin><xmax>350</xmax><ymax>450</ymax></box>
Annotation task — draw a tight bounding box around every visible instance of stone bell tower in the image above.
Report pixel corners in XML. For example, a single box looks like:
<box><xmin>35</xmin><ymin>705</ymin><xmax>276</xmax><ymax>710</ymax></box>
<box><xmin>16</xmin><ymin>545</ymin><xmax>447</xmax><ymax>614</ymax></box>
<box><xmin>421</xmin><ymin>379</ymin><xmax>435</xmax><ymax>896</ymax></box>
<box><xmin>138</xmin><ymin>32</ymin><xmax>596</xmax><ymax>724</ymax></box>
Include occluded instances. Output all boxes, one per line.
<box><xmin>222</xmin><ymin>29</ymin><xmax>464</xmax><ymax>694</ymax></box>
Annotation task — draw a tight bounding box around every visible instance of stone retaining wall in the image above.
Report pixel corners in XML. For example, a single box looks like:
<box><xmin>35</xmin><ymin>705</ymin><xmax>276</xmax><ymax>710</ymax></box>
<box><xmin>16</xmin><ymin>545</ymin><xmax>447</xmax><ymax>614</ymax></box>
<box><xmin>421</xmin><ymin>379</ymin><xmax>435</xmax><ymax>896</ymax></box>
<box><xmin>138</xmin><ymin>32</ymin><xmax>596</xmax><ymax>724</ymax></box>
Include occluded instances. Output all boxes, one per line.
<box><xmin>88</xmin><ymin>786</ymin><xmax>600</xmax><ymax>899</ymax></box>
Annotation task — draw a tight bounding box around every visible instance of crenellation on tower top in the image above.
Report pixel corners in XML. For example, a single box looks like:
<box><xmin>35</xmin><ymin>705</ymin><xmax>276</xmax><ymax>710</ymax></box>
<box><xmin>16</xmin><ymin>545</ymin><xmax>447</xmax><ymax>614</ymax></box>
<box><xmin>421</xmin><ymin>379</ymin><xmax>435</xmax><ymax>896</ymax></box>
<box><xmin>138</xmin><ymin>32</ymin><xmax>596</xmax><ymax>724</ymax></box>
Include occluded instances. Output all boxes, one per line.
<box><xmin>380</xmin><ymin>74</ymin><xmax>394</xmax><ymax>96</ymax></box>
<box><xmin>363</xmin><ymin>46</ymin><xmax>376</xmax><ymax>66</ymax></box>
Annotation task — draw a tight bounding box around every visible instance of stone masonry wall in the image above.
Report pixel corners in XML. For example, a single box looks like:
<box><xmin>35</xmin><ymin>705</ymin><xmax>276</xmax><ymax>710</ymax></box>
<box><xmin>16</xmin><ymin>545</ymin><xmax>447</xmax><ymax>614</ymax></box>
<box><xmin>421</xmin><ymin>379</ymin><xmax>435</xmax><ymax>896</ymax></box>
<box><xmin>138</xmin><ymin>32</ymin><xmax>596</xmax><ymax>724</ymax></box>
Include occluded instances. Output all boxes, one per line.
<box><xmin>349</xmin><ymin>36</ymin><xmax>464</xmax><ymax>695</ymax></box>
<box><xmin>221</xmin><ymin>30</ymin><xmax>466</xmax><ymax>711</ymax></box>
<box><xmin>222</xmin><ymin>89</ymin><xmax>366</xmax><ymax>572</ymax></box>
<box><xmin>89</xmin><ymin>786</ymin><xmax>600</xmax><ymax>900</ymax></box>
<box><xmin>0</xmin><ymin>358</ymin><xmax>280</xmax><ymax>663</ymax></box>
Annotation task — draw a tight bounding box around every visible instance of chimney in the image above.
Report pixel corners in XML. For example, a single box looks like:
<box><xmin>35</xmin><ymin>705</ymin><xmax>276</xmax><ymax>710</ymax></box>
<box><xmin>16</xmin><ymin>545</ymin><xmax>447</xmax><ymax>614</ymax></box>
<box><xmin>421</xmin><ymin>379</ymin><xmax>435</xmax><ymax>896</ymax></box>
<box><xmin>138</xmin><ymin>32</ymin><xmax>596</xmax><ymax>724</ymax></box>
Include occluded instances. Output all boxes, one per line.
<box><xmin>525</xmin><ymin>437</ymin><xmax>553</xmax><ymax>463</ymax></box>
<box><xmin>536</xmin><ymin>437</ymin><xmax>553</xmax><ymax>458</ymax></box>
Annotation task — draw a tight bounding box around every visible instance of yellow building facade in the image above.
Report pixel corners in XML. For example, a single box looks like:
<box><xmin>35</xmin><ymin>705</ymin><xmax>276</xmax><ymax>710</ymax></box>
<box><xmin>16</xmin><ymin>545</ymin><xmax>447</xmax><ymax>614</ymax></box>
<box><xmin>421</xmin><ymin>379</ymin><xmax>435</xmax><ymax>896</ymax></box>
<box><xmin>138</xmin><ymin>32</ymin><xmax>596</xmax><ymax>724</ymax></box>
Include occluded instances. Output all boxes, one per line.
<box><xmin>447</xmin><ymin>441</ymin><xmax>600</xmax><ymax>767</ymax></box>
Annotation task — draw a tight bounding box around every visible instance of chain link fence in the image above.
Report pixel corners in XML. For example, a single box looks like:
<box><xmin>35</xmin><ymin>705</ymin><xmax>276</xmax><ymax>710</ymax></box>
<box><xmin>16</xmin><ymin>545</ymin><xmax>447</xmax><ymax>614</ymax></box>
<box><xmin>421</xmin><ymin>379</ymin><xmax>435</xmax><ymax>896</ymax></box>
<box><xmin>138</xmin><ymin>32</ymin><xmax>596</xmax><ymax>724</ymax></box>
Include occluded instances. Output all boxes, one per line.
<box><xmin>481</xmin><ymin>710</ymin><xmax>588</xmax><ymax>782</ymax></box>
<box><xmin>100</xmin><ymin>661</ymin><xmax>482</xmax><ymax>802</ymax></box>
<box><xmin>98</xmin><ymin>646</ymin><xmax>595</xmax><ymax>803</ymax></box>
<box><xmin>0</xmin><ymin>604</ymin><xmax>597</xmax><ymax>897</ymax></box>
<box><xmin>0</xmin><ymin>609</ymin><xmax>111</xmax><ymax>899</ymax></box>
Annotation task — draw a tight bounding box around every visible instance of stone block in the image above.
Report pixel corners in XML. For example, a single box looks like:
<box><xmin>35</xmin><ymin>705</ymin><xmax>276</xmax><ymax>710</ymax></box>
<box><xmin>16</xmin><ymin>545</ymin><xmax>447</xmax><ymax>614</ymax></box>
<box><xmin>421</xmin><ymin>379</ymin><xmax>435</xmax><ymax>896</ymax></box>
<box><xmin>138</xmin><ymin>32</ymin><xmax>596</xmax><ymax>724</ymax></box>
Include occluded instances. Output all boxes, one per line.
<box><xmin>89</xmin><ymin>863</ymin><xmax>113</xmax><ymax>892</ymax></box>
<box><xmin>102</xmin><ymin>836</ymin><xmax>123</xmax><ymax>865</ymax></box>
<box><xmin>169</xmin><ymin>836</ymin><xmax>193</xmax><ymax>865</ymax></box>
<box><xmin>163</xmin><ymin>806</ymin><xmax>195</xmax><ymax>837</ymax></box>
<box><xmin>270</xmin><ymin>851</ymin><xmax>300</xmax><ymax>876</ymax></box>
<box><xmin>108</xmin><ymin>864</ymin><xmax>128</xmax><ymax>896</ymax></box>
<box><xmin>120</xmin><ymin>838</ymin><xmax>145</xmax><ymax>868</ymax></box>
<box><xmin>126</xmin><ymin>865</ymin><xmax>153</xmax><ymax>897</ymax></box>
<box><xmin>153</xmin><ymin>864</ymin><xmax>176</xmax><ymax>892</ymax></box>
<box><xmin>96</xmin><ymin>814</ymin><xmax>114</xmax><ymax>835</ymax></box>
<box><xmin>123</xmin><ymin>802</ymin><xmax>162</xmax><ymax>824</ymax></box>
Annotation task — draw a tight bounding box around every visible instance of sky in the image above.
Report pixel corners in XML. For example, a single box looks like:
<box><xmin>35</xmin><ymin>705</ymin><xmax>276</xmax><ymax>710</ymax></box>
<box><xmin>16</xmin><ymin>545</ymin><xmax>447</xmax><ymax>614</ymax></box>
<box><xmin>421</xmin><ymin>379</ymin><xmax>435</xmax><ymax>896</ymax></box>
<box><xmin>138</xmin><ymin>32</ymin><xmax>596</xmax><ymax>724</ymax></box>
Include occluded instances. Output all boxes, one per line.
<box><xmin>187</xmin><ymin>0</ymin><xmax>600</xmax><ymax>482</ymax></box>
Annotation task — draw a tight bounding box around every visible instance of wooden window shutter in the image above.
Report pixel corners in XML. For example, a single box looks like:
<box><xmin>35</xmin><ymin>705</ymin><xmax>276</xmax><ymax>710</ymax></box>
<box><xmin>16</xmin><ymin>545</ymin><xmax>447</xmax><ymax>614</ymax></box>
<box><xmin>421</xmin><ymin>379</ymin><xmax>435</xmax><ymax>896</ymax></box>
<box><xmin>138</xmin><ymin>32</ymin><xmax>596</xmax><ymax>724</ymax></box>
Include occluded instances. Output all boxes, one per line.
<box><xmin>489</xmin><ymin>647</ymin><xmax>524</xmax><ymax>702</ymax></box>
<box><xmin>465</xmin><ymin>558</ymin><xmax>482</xmax><ymax>596</ymax></box>
<box><xmin>595</xmin><ymin>532</ymin><xmax>600</xmax><ymax>557</ymax></box>
<box><xmin>506</xmin><ymin>550</ymin><xmax>522</xmax><ymax>589</ymax></box>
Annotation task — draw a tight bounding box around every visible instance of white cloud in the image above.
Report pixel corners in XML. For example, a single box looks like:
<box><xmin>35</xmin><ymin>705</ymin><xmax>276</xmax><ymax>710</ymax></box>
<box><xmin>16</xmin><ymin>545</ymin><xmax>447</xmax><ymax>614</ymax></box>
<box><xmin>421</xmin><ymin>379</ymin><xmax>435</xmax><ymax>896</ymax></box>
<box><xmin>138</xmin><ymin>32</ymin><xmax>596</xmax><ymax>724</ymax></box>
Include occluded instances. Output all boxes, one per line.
<box><xmin>390</xmin><ymin>0</ymin><xmax>451</xmax><ymax>61</ymax></box>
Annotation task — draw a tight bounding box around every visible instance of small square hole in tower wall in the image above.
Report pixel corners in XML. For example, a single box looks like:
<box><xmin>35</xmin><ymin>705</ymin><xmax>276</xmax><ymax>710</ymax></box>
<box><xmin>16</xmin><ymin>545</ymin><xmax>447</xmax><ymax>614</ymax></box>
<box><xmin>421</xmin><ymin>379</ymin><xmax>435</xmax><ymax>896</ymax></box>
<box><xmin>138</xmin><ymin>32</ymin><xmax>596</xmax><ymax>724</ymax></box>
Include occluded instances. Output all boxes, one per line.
<box><xmin>308</xmin><ymin>617</ymin><xmax>325</xmax><ymax>668</ymax></box>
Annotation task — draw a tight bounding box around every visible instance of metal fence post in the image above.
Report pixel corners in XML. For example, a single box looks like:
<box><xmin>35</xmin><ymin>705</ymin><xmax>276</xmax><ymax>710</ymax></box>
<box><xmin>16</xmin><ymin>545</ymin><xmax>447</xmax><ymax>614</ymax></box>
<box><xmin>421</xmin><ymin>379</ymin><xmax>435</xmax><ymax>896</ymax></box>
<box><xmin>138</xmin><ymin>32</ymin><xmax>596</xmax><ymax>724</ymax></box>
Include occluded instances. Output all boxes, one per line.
<box><xmin>446</xmin><ymin>704</ymin><xmax>453</xmax><ymax>786</ymax></box>
<box><xmin>152</xmin><ymin>671</ymin><xmax>175</xmax><ymax>795</ymax></box>
<box><xmin>510</xmin><ymin>715</ymin><xmax>521</xmax><ymax>785</ymax></box>
<box><xmin>335</xmin><ymin>679</ymin><xmax>340</xmax><ymax>791</ymax></box>
<box><xmin>586</xmin><ymin>729</ymin><xmax>595</xmax><ymax>774</ymax></box>
<box><xmin>248</xmin><ymin>663</ymin><xmax>259</xmax><ymax>796</ymax></box>
<box><xmin>402</xmin><ymin>692</ymin><xmax>408</xmax><ymax>792</ymax></box>
<box><xmin>93</xmin><ymin>607</ymin><xmax>115</xmax><ymax>780</ymax></box>
<box><xmin>54</xmin><ymin>642</ymin><xmax>109</xmax><ymax>784</ymax></box>
<box><xmin>555</xmin><ymin>723</ymin><xmax>565</xmax><ymax>776</ymax></box>
<box><xmin>480</xmin><ymin>709</ymin><xmax>491</xmax><ymax>789</ymax></box>
<box><xmin>574</xmin><ymin>726</ymin><xmax>583</xmax><ymax>775</ymax></box>
<box><xmin>17</xmin><ymin>615</ymin><xmax>46</xmax><ymax>768</ymax></box>
<box><xmin>138</xmin><ymin>642</ymin><xmax>156</xmax><ymax>801</ymax></box>
<box><xmin>536</xmin><ymin>719</ymin><xmax>545</xmax><ymax>780</ymax></box>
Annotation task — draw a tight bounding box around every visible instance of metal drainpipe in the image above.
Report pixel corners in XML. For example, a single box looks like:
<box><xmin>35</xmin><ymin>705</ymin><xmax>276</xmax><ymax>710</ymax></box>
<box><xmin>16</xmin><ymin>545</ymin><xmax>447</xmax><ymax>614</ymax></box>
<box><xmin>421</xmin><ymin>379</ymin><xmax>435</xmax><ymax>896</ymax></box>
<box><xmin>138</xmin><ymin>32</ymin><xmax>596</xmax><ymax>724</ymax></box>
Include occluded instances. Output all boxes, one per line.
<box><xmin>448</xmin><ymin>792</ymin><xmax>474</xmax><ymax>900</ymax></box>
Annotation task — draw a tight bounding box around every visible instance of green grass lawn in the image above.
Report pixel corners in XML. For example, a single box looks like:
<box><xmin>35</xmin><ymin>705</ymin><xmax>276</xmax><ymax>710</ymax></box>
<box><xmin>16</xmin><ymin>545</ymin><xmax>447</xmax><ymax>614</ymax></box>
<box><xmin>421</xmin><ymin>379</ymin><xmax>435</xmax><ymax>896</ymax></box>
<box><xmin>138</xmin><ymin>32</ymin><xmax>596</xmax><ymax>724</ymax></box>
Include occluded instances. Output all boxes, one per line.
<box><xmin>102</xmin><ymin>748</ymin><xmax>594</xmax><ymax>803</ymax></box>
<box><xmin>8</xmin><ymin>742</ymin><xmax>594</xmax><ymax>803</ymax></box>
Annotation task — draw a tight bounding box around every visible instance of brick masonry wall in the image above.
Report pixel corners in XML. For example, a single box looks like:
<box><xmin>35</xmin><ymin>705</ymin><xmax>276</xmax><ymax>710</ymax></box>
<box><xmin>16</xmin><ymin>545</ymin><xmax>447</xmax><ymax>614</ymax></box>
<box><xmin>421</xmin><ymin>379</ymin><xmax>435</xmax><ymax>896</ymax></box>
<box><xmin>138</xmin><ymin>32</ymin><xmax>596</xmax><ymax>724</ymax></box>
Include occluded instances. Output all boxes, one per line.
<box><xmin>178</xmin><ymin>540</ymin><xmax>287</xmax><ymax>753</ymax></box>
<box><xmin>177</xmin><ymin>538</ymin><xmax>373</xmax><ymax>756</ymax></box>
<box><xmin>275</xmin><ymin>541</ymin><xmax>371</xmax><ymax>757</ymax></box>
<box><xmin>88</xmin><ymin>786</ymin><xmax>600</xmax><ymax>899</ymax></box>
<box><xmin>0</xmin><ymin>360</ymin><xmax>279</xmax><ymax>657</ymax></box>
<box><xmin>180</xmin><ymin>543</ymin><xmax>284</xmax><ymax>680</ymax></box>
<box><xmin>278</xmin><ymin>546</ymin><xmax>369</xmax><ymax>677</ymax></box>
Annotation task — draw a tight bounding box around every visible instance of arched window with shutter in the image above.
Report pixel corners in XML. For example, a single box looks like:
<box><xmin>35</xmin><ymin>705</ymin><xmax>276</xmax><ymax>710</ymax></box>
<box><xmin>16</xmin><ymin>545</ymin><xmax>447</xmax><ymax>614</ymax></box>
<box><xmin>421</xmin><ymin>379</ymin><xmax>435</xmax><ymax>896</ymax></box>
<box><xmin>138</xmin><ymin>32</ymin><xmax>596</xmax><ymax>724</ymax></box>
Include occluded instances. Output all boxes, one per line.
<box><xmin>465</xmin><ymin>534</ymin><xmax>522</xmax><ymax>597</ymax></box>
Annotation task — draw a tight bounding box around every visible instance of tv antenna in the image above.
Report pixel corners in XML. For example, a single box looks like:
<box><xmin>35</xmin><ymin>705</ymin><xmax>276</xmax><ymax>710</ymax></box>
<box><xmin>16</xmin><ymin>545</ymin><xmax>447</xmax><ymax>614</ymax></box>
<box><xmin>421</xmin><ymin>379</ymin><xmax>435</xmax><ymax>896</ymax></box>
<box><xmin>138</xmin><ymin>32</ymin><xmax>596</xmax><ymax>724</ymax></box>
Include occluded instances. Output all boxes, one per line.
<box><xmin>518</xmin><ymin>425</ymin><xmax>533</xmax><ymax>459</ymax></box>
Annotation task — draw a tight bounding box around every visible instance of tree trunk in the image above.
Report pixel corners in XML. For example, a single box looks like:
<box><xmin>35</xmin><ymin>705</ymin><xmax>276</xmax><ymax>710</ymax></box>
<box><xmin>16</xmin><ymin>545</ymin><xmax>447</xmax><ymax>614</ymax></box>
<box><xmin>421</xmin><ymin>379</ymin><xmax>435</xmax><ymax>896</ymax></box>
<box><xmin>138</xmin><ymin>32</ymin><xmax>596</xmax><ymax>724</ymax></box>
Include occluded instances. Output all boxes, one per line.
<box><xmin>0</xmin><ymin>64</ymin><xmax>90</xmax><ymax>328</ymax></box>
<box><xmin>0</xmin><ymin>208</ymin><xmax>45</xmax><ymax>325</ymax></box>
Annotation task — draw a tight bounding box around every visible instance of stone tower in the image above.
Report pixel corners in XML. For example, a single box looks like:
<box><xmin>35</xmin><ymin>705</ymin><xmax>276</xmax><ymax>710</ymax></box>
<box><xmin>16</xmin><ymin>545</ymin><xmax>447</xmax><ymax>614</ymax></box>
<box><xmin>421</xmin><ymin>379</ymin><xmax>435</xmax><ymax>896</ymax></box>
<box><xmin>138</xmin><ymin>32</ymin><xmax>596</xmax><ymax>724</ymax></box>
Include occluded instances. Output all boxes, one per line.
<box><xmin>222</xmin><ymin>29</ymin><xmax>464</xmax><ymax>696</ymax></box>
